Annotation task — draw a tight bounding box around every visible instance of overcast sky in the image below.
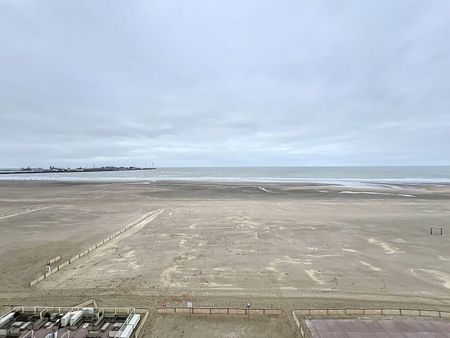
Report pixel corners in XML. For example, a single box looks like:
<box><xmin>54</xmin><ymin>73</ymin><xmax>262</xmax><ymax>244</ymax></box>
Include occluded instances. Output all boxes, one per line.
<box><xmin>1</xmin><ymin>1</ymin><xmax>449</xmax><ymax>167</ymax></box>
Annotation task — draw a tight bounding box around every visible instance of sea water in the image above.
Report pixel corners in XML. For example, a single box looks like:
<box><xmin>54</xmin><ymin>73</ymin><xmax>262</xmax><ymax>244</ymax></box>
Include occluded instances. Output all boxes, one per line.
<box><xmin>1</xmin><ymin>166</ymin><xmax>449</xmax><ymax>186</ymax></box>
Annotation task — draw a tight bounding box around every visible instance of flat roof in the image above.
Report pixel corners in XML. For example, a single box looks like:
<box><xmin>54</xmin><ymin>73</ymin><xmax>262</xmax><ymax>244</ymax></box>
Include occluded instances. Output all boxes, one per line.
<box><xmin>305</xmin><ymin>318</ymin><xmax>450</xmax><ymax>337</ymax></box>
<box><xmin>0</xmin><ymin>307</ymin><xmax>139</xmax><ymax>338</ymax></box>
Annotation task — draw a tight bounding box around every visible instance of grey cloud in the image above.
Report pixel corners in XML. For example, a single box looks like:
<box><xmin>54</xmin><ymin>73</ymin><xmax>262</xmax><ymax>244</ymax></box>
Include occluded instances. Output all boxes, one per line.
<box><xmin>0</xmin><ymin>0</ymin><xmax>449</xmax><ymax>167</ymax></box>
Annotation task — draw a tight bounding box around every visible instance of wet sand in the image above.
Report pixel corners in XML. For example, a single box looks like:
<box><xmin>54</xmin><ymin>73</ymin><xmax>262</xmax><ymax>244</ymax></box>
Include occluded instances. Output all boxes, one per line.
<box><xmin>1</xmin><ymin>180</ymin><xmax>450</xmax><ymax>337</ymax></box>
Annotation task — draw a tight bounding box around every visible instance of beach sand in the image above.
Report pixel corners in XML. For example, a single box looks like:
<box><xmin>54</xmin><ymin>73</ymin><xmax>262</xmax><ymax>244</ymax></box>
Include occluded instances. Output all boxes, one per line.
<box><xmin>1</xmin><ymin>180</ymin><xmax>450</xmax><ymax>337</ymax></box>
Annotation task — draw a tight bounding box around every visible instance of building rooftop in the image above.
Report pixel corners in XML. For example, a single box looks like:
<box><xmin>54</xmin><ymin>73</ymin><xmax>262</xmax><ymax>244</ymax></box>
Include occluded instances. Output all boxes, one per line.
<box><xmin>0</xmin><ymin>306</ymin><xmax>144</xmax><ymax>338</ymax></box>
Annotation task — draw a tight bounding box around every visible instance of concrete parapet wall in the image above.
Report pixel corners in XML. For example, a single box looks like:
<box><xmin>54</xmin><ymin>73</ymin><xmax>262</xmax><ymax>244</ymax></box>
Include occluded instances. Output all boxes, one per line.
<box><xmin>363</xmin><ymin>309</ymin><xmax>382</xmax><ymax>315</ymax></box>
<box><xmin>210</xmin><ymin>308</ymin><xmax>228</xmax><ymax>314</ymax></box>
<box><xmin>193</xmin><ymin>308</ymin><xmax>211</xmax><ymax>314</ymax></box>
<box><xmin>29</xmin><ymin>209</ymin><xmax>162</xmax><ymax>287</ymax></box>
<box><xmin>345</xmin><ymin>309</ymin><xmax>364</xmax><ymax>315</ymax></box>
<box><xmin>228</xmin><ymin>309</ymin><xmax>247</xmax><ymax>315</ymax></box>
<box><xmin>327</xmin><ymin>309</ymin><xmax>347</xmax><ymax>316</ymax></box>
<box><xmin>176</xmin><ymin>308</ymin><xmax>191</xmax><ymax>314</ymax></box>
<box><xmin>310</xmin><ymin>309</ymin><xmax>329</xmax><ymax>316</ymax></box>
<box><xmin>441</xmin><ymin>312</ymin><xmax>450</xmax><ymax>319</ymax></box>
<box><xmin>420</xmin><ymin>310</ymin><xmax>440</xmax><ymax>317</ymax></box>
<box><xmin>157</xmin><ymin>308</ymin><xmax>171</xmax><ymax>314</ymax></box>
<box><xmin>292</xmin><ymin>307</ymin><xmax>450</xmax><ymax>320</ymax></box>
<box><xmin>264</xmin><ymin>309</ymin><xmax>283</xmax><ymax>315</ymax></box>
<box><xmin>400</xmin><ymin>309</ymin><xmax>420</xmax><ymax>316</ymax></box>
<box><xmin>296</xmin><ymin>309</ymin><xmax>310</xmax><ymax>315</ymax></box>
<box><xmin>382</xmin><ymin>309</ymin><xmax>401</xmax><ymax>315</ymax></box>
<box><xmin>157</xmin><ymin>307</ymin><xmax>282</xmax><ymax>316</ymax></box>
<box><xmin>250</xmin><ymin>309</ymin><xmax>264</xmax><ymax>315</ymax></box>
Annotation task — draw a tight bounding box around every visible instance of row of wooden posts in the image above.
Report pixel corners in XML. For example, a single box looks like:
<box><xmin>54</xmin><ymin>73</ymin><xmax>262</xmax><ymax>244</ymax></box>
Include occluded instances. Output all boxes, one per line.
<box><xmin>29</xmin><ymin>210</ymin><xmax>160</xmax><ymax>287</ymax></box>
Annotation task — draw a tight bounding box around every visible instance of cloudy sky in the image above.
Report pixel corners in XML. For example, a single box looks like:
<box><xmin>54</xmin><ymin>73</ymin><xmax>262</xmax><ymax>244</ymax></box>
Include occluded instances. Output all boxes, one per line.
<box><xmin>1</xmin><ymin>1</ymin><xmax>449</xmax><ymax>167</ymax></box>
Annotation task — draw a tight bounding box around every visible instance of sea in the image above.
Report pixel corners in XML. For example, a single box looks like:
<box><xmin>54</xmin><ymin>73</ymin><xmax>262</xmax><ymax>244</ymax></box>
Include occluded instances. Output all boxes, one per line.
<box><xmin>0</xmin><ymin>166</ymin><xmax>449</xmax><ymax>187</ymax></box>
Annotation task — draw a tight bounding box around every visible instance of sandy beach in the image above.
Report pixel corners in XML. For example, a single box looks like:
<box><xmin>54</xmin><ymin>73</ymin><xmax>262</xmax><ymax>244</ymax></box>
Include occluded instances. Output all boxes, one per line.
<box><xmin>1</xmin><ymin>180</ymin><xmax>450</xmax><ymax>337</ymax></box>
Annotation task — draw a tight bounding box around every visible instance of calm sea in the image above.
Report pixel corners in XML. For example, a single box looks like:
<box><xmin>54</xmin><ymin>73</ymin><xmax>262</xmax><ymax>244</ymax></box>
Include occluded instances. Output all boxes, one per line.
<box><xmin>1</xmin><ymin>166</ymin><xmax>449</xmax><ymax>186</ymax></box>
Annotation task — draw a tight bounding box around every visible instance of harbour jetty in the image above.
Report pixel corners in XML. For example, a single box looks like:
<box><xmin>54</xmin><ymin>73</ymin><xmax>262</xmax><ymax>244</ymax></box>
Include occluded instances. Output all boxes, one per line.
<box><xmin>0</xmin><ymin>166</ymin><xmax>155</xmax><ymax>175</ymax></box>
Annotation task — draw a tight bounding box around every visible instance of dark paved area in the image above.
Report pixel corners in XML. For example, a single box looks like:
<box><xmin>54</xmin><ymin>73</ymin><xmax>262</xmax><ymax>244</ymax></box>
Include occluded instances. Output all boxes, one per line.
<box><xmin>305</xmin><ymin>319</ymin><xmax>450</xmax><ymax>337</ymax></box>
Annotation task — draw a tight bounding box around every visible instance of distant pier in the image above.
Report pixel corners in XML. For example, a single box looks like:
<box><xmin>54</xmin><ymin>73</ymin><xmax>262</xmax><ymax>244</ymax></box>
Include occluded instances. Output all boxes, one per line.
<box><xmin>0</xmin><ymin>166</ymin><xmax>156</xmax><ymax>175</ymax></box>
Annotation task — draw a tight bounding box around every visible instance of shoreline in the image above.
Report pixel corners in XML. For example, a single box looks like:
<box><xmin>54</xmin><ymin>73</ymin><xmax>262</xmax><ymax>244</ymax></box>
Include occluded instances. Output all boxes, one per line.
<box><xmin>1</xmin><ymin>177</ymin><xmax>449</xmax><ymax>189</ymax></box>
